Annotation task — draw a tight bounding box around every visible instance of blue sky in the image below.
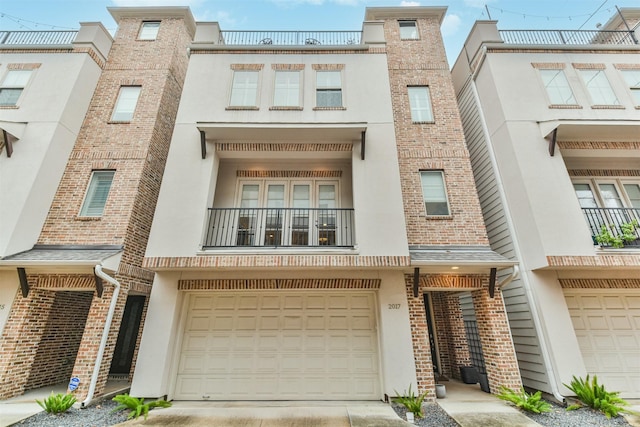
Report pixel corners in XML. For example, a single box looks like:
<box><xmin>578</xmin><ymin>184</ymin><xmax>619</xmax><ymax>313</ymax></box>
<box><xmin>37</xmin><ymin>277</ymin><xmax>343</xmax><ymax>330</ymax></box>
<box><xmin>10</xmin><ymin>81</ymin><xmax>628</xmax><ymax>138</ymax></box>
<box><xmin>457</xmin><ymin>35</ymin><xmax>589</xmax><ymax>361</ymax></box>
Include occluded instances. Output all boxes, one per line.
<box><xmin>1</xmin><ymin>0</ymin><xmax>638</xmax><ymax>64</ymax></box>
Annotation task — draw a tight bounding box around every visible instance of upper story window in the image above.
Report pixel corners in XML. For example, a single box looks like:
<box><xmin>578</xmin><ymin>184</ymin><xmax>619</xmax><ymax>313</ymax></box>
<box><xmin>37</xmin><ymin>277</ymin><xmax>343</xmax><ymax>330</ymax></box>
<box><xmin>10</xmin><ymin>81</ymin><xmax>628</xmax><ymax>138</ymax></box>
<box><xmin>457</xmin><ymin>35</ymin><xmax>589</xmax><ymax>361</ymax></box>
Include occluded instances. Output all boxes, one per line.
<box><xmin>539</xmin><ymin>69</ymin><xmax>577</xmax><ymax>105</ymax></box>
<box><xmin>273</xmin><ymin>71</ymin><xmax>301</xmax><ymax>107</ymax></box>
<box><xmin>111</xmin><ymin>86</ymin><xmax>141</xmax><ymax>122</ymax></box>
<box><xmin>316</xmin><ymin>71</ymin><xmax>342</xmax><ymax>107</ymax></box>
<box><xmin>80</xmin><ymin>171</ymin><xmax>115</xmax><ymax>217</ymax></box>
<box><xmin>620</xmin><ymin>70</ymin><xmax>640</xmax><ymax>106</ymax></box>
<box><xmin>139</xmin><ymin>21</ymin><xmax>160</xmax><ymax>40</ymax></box>
<box><xmin>420</xmin><ymin>171</ymin><xmax>450</xmax><ymax>216</ymax></box>
<box><xmin>399</xmin><ymin>21</ymin><xmax>418</xmax><ymax>40</ymax></box>
<box><xmin>577</xmin><ymin>69</ymin><xmax>620</xmax><ymax>105</ymax></box>
<box><xmin>408</xmin><ymin>86</ymin><xmax>434</xmax><ymax>123</ymax></box>
<box><xmin>0</xmin><ymin>70</ymin><xmax>32</xmax><ymax>106</ymax></box>
<box><xmin>230</xmin><ymin>71</ymin><xmax>259</xmax><ymax>107</ymax></box>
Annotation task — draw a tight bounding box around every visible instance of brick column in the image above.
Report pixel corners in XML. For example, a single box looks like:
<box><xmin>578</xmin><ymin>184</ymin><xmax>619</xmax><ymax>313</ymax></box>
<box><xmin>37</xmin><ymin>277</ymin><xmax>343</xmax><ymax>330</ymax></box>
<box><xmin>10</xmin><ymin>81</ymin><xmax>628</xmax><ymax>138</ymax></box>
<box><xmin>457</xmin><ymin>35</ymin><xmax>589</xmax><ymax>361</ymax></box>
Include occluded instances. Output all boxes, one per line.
<box><xmin>439</xmin><ymin>292</ymin><xmax>471</xmax><ymax>380</ymax></box>
<box><xmin>471</xmin><ymin>288</ymin><xmax>522</xmax><ymax>393</ymax></box>
<box><xmin>71</xmin><ymin>284</ymin><xmax>128</xmax><ymax>400</ymax></box>
<box><xmin>404</xmin><ymin>279</ymin><xmax>436</xmax><ymax>400</ymax></box>
<box><xmin>0</xmin><ymin>288</ymin><xmax>56</xmax><ymax>399</ymax></box>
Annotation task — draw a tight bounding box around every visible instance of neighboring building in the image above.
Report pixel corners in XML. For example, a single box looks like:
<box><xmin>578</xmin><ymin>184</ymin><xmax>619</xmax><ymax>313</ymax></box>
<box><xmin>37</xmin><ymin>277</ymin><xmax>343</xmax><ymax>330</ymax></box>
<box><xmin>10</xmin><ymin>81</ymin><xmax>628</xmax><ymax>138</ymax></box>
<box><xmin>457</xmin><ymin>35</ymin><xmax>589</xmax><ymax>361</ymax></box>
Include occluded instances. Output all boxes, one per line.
<box><xmin>130</xmin><ymin>6</ymin><xmax>521</xmax><ymax>402</ymax></box>
<box><xmin>452</xmin><ymin>9</ymin><xmax>640</xmax><ymax>398</ymax></box>
<box><xmin>0</xmin><ymin>7</ymin><xmax>195</xmax><ymax>402</ymax></box>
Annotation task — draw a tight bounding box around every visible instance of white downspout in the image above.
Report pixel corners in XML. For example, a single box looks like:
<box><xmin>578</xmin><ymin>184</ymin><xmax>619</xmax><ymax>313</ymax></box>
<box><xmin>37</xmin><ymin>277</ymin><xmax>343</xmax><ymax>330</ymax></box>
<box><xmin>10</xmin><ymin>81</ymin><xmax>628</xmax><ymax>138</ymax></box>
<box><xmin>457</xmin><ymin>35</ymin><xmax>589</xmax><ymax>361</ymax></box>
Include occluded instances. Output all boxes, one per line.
<box><xmin>81</xmin><ymin>264</ymin><xmax>120</xmax><ymax>408</ymax></box>
<box><xmin>497</xmin><ymin>265</ymin><xmax>519</xmax><ymax>290</ymax></box>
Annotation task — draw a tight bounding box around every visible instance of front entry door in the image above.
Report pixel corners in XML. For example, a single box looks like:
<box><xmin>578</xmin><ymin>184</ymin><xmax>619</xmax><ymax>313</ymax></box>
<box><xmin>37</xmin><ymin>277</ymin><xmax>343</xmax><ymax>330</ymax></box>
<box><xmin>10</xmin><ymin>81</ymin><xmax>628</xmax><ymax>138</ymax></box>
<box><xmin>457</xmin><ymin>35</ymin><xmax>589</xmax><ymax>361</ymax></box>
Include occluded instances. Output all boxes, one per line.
<box><xmin>110</xmin><ymin>295</ymin><xmax>146</xmax><ymax>375</ymax></box>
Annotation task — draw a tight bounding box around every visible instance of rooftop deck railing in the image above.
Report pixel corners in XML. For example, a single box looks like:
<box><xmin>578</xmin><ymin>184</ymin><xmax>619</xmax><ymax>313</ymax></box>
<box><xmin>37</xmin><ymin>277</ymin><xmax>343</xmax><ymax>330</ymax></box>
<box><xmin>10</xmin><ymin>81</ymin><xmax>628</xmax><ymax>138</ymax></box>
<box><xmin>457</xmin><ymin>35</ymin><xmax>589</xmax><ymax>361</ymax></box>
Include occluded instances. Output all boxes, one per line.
<box><xmin>499</xmin><ymin>29</ymin><xmax>637</xmax><ymax>46</ymax></box>
<box><xmin>0</xmin><ymin>31</ymin><xmax>78</xmax><ymax>46</ymax></box>
<box><xmin>218</xmin><ymin>30</ymin><xmax>361</xmax><ymax>46</ymax></box>
<box><xmin>203</xmin><ymin>207</ymin><xmax>355</xmax><ymax>249</ymax></box>
<box><xmin>581</xmin><ymin>207</ymin><xmax>640</xmax><ymax>248</ymax></box>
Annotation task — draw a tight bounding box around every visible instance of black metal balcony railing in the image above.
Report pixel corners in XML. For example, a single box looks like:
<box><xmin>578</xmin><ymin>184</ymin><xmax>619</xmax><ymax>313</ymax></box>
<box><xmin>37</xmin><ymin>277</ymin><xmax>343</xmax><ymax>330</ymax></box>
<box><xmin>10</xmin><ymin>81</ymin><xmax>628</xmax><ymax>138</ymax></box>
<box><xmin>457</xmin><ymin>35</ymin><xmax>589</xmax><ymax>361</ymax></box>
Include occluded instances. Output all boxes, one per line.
<box><xmin>204</xmin><ymin>208</ymin><xmax>355</xmax><ymax>248</ymax></box>
<box><xmin>218</xmin><ymin>31</ymin><xmax>361</xmax><ymax>46</ymax></box>
<box><xmin>499</xmin><ymin>29</ymin><xmax>637</xmax><ymax>46</ymax></box>
<box><xmin>581</xmin><ymin>207</ymin><xmax>640</xmax><ymax>247</ymax></box>
<box><xmin>0</xmin><ymin>31</ymin><xmax>78</xmax><ymax>45</ymax></box>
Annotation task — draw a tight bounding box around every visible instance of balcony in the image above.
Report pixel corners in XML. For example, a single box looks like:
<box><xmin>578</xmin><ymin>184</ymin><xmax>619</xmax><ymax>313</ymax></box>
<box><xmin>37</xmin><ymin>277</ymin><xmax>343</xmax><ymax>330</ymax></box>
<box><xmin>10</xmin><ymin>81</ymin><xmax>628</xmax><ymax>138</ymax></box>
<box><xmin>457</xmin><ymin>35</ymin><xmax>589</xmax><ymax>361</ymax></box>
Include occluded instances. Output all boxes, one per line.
<box><xmin>581</xmin><ymin>207</ymin><xmax>640</xmax><ymax>248</ymax></box>
<box><xmin>498</xmin><ymin>29</ymin><xmax>637</xmax><ymax>46</ymax></box>
<box><xmin>203</xmin><ymin>208</ymin><xmax>355</xmax><ymax>249</ymax></box>
<box><xmin>218</xmin><ymin>31</ymin><xmax>361</xmax><ymax>46</ymax></box>
<box><xmin>0</xmin><ymin>30</ymin><xmax>78</xmax><ymax>46</ymax></box>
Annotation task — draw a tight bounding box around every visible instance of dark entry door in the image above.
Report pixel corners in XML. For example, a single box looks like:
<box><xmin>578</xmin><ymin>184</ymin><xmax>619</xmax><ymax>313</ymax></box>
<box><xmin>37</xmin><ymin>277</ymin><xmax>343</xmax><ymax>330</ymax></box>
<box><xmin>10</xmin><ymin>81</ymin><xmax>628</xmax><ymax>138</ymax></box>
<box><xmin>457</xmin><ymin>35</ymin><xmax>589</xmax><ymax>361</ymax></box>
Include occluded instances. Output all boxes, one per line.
<box><xmin>110</xmin><ymin>295</ymin><xmax>145</xmax><ymax>375</ymax></box>
<box><xmin>423</xmin><ymin>293</ymin><xmax>440</xmax><ymax>374</ymax></box>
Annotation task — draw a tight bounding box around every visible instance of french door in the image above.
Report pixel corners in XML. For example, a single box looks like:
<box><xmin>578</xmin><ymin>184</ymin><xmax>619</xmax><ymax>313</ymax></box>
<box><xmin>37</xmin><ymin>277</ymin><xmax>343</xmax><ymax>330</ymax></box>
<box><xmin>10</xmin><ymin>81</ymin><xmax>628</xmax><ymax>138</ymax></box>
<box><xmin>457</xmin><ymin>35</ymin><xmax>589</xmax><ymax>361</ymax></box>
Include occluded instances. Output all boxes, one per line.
<box><xmin>235</xmin><ymin>180</ymin><xmax>338</xmax><ymax>247</ymax></box>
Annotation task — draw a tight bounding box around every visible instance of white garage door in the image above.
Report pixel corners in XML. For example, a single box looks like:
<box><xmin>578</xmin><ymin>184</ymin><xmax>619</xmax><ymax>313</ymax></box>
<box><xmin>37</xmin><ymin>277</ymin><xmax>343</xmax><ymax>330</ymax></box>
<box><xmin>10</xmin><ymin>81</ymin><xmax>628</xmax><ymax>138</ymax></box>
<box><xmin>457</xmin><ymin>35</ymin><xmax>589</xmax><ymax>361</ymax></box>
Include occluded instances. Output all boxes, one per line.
<box><xmin>174</xmin><ymin>291</ymin><xmax>380</xmax><ymax>400</ymax></box>
<box><xmin>565</xmin><ymin>291</ymin><xmax>640</xmax><ymax>398</ymax></box>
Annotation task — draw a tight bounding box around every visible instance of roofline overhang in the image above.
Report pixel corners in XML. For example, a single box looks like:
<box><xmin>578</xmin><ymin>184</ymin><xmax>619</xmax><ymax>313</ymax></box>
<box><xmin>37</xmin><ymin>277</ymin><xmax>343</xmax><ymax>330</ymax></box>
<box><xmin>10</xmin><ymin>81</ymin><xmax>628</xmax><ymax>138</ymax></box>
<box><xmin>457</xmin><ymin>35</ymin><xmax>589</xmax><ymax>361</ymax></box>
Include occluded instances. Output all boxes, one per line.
<box><xmin>364</xmin><ymin>6</ymin><xmax>447</xmax><ymax>25</ymax></box>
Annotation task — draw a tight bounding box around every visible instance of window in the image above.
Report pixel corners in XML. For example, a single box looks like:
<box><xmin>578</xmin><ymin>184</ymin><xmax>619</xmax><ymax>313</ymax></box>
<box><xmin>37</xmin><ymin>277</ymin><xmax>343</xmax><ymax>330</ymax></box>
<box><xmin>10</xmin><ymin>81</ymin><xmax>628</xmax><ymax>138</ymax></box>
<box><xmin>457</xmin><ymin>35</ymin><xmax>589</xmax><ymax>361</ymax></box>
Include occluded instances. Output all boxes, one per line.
<box><xmin>111</xmin><ymin>86</ymin><xmax>141</xmax><ymax>121</ymax></box>
<box><xmin>421</xmin><ymin>171</ymin><xmax>450</xmax><ymax>216</ymax></box>
<box><xmin>139</xmin><ymin>22</ymin><xmax>160</xmax><ymax>40</ymax></box>
<box><xmin>573</xmin><ymin>179</ymin><xmax>640</xmax><ymax>243</ymax></box>
<box><xmin>399</xmin><ymin>21</ymin><xmax>418</xmax><ymax>40</ymax></box>
<box><xmin>273</xmin><ymin>71</ymin><xmax>301</xmax><ymax>107</ymax></box>
<box><xmin>540</xmin><ymin>69</ymin><xmax>577</xmax><ymax>104</ymax></box>
<box><xmin>316</xmin><ymin>71</ymin><xmax>342</xmax><ymax>107</ymax></box>
<box><xmin>578</xmin><ymin>69</ymin><xmax>619</xmax><ymax>105</ymax></box>
<box><xmin>0</xmin><ymin>70</ymin><xmax>32</xmax><ymax>106</ymax></box>
<box><xmin>620</xmin><ymin>70</ymin><xmax>640</xmax><ymax>105</ymax></box>
<box><xmin>230</xmin><ymin>71</ymin><xmax>259</xmax><ymax>107</ymax></box>
<box><xmin>235</xmin><ymin>180</ymin><xmax>339</xmax><ymax>246</ymax></box>
<box><xmin>80</xmin><ymin>171</ymin><xmax>115</xmax><ymax>217</ymax></box>
<box><xmin>408</xmin><ymin>86</ymin><xmax>434</xmax><ymax>122</ymax></box>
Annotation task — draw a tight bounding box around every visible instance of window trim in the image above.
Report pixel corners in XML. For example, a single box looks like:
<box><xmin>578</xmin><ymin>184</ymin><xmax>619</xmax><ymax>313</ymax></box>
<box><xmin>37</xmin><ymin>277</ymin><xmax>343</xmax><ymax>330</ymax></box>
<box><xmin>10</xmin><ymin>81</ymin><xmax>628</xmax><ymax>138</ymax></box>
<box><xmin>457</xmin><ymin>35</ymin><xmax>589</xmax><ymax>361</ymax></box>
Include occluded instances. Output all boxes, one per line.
<box><xmin>271</xmin><ymin>70</ymin><xmax>303</xmax><ymax>109</ymax></box>
<box><xmin>399</xmin><ymin>20</ymin><xmax>419</xmax><ymax>40</ymax></box>
<box><xmin>228</xmin><ymin>70</ymin><xmax>261</xmax><ymax>109</ymax></box>
<box><xmin>573</xmin><ymin>177</ymin><xmax>640</xmax><ymax>209</ymax></box>
<box><xmin>0</xmin><ymin>69</ymin><xmax>33</xmax><ymax>107</ymax></box>
<box><xmin>79</xmin><ymin>170</ymin><xmax>115</xmax><ymax>218</ymax></box>
<box><xmin>138</xmin><ymin>21</ymin><xmax>161</xmax><ymax>40</ymax></box>
<box><xmin>315</xmin><ymin>70</ymin><xmax>343</xmax><ymax>109</ymax></box>
<box><xmin>408</xmin><ymin>86</ymin><xmax>434</xmax><ymax>123</ymax></box>
<box><xmin>420</xmin><ymin>170</ymin><xmax>451</xmax><ymax>217</ymax></box>
<box><xmin>111</xmin><ymin>86</ymin><xmax>141</xmax><ymax>122</ymax></box>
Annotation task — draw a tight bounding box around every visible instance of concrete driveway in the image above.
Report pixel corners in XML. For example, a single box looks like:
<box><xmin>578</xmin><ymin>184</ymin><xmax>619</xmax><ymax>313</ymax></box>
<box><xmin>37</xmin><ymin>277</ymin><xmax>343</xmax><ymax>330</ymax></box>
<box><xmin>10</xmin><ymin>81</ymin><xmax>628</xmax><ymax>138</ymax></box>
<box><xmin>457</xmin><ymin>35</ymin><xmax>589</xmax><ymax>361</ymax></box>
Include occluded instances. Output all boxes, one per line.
<box><xmin>117</xmin><ymin>401</ymin><xmax>411</xmax><ymax>427</ymax></box>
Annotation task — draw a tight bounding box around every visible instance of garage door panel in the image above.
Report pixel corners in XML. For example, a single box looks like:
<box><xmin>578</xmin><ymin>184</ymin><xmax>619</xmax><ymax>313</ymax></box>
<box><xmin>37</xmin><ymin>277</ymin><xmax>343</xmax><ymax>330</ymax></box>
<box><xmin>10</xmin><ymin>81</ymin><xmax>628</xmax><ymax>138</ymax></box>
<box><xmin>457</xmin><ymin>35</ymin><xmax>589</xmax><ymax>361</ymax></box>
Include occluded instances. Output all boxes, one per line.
<box><xmin>565</xmin><ymin>291</ymin><xmax>640</xmax><ymax>398</ymax></box>
<box><xmin>176</xmin><ymin>291</ymin><xmax>380</xmax><ymax>400</ymax></box>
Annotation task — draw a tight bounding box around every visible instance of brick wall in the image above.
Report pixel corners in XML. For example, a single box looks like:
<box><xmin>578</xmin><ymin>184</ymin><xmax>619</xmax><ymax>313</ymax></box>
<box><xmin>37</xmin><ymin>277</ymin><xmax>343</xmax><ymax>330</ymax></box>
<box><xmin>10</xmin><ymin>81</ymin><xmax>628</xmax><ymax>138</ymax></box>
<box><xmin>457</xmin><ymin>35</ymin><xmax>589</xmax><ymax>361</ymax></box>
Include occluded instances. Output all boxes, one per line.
<box><xmin>382</xmin><ymin>15</ymin><xmax>489</xmax><ymax>246</ymax></box>
<box><xmin>432</xmin><ymin>292</ymin><xmax>471</xmax><ymax>381</ymax></box>
<box><xmin>24</xmin><ymin>292</ymin><xmax>93</xmax><ymax>390</ymax></box>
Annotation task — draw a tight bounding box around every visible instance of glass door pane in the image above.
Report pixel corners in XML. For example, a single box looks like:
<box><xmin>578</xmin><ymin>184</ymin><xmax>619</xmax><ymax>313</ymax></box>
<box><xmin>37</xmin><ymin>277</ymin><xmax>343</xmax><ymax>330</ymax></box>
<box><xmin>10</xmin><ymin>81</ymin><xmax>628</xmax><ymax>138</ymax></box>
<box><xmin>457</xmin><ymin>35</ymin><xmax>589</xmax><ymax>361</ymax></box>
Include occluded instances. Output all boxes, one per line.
<box><xmin>264</xmin><ymin>184</ymin><xmax>284</xmax><ymax>246</ymax></box>
<box><xmin>291</xmin><ymin>184</ymin><xmax>310</xmax><ymax>246</ymax></box>
<box><xmin>237</xmin><ymin>184</ymin><xmax>259</xmax><ymax>246</ymax></box>
<box><xmin>623</xmin><ymin>183</ymin><xmax>640</xmax><ymax>209</ymax></box>
<box><xmin>317</xmin><ymin>184</ymin><xmax>336</xmax><ymax>246</ymax></box>
<box><xmin>573</xmin><ymin>183</ymin><xmax>597</xmax><ymax>208</ymax></box>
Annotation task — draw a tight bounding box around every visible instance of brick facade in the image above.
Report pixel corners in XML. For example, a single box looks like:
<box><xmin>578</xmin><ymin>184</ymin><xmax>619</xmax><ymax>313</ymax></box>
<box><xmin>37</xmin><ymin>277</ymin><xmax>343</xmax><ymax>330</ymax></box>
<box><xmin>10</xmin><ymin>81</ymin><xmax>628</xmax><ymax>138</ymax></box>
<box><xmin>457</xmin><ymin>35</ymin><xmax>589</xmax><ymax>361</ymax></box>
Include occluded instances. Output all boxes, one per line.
<box><xmin>0</xmin><ymin>11</ymin><xmax>193</xmax><ymax>400</ymax></box>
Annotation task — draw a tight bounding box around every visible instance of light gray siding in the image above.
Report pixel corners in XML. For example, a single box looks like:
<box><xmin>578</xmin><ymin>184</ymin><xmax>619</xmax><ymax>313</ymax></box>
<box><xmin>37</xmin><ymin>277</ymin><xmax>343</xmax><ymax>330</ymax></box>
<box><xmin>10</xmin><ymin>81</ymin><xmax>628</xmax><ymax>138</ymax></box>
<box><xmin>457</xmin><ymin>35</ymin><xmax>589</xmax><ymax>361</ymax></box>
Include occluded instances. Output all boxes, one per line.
<box><xmin>456</xmin><ymin>80</ymin><xmax>549</xmax><ymax>393</ymax></box>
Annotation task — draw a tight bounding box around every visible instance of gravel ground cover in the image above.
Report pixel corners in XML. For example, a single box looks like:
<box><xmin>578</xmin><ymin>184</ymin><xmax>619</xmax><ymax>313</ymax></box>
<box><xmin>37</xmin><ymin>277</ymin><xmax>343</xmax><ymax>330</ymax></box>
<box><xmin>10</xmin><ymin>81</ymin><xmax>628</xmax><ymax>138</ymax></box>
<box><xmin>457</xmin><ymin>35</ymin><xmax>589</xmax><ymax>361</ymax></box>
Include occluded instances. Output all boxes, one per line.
<box><xmin>391</xmin><ymin>402</ymin><xmax>460</xmax><ymax>426</ymax></box>
<box><xmin>12</xmin><ymin>399</ymin><xmax>129</xmax><ymax>427</ymax></box>
<box><xmin>522</xmin><ymin>401</ymin><xmax>632</xmax><ymax>427</ymax></box>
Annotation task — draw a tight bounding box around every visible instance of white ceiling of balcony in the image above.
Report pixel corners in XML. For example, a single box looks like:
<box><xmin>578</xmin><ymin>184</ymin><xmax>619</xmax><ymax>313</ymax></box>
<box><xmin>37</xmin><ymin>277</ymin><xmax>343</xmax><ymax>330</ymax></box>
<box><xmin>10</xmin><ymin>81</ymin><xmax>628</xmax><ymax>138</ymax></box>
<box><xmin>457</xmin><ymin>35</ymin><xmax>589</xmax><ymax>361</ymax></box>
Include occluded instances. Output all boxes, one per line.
<box><xmin>197</xmin><ymin>122</ymin><xmax>367</xmax><ymax>142</ymax></box>
<box><xmin>541</xmin><ymin>121</ymin><xmax>640</xmax><ymax>142</ymax></box>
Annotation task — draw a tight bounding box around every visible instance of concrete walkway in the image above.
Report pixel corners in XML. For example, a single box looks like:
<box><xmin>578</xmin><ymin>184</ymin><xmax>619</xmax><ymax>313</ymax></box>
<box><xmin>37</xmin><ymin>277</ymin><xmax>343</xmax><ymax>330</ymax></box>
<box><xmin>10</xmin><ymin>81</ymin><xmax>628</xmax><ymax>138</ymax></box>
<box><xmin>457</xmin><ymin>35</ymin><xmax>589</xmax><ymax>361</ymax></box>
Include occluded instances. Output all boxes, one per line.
<box><xmin>0</xmin><ymin>380</ymin><xmax>130</xmax><ymax>427</ymax></box>
<box><xmin>435</xmin><ymin>380</ymin><xmax>542</xmax><ymax>427</ymax></box>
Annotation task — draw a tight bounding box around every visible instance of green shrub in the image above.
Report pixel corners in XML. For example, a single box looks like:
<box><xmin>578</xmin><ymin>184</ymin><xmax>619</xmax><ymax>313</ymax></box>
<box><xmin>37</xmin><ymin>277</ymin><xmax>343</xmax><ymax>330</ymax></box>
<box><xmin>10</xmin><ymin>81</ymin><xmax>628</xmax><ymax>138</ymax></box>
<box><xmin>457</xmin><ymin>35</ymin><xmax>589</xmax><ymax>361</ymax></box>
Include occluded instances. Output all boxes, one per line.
<box><xmin>497</xmin><ymin>386</ymin><xmax>551</xmax><ymax>414</ymax></box>
<box><xmin>393</xmin><ymin>384</ymin><xmax>427</xmax><ymax>419</ymax></box>
<box><xmin>595</xmin><ymin>220</ymin><xmax>639</xmax><ymax>248</ymax></box>
<box><xmin>112</xmin><ymin>393</ymin><xmax>172</xmax><ymax>420</ymax></box>
<box><xmin>36</xmin><ymin>392</ymin><xmax>77</xmax><ymax>414</ymax></box>
<box><xmin>564</xmin><ymin>375</ymin><xmax>631</xmax><ymax>419</ymax></box>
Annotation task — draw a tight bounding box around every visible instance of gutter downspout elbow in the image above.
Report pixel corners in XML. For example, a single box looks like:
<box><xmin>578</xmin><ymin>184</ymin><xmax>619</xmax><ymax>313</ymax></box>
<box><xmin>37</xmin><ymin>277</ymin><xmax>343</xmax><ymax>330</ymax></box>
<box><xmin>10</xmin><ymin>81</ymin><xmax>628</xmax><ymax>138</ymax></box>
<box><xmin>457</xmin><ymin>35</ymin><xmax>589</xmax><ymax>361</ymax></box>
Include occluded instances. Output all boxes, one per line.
<box><xmin>81</xmin><ymin>264</ymin><xmax>121</xmax><ymax>408</ymax></box>
<box><xmin>497</xmin><ymin>265</ymin><xmax>519</xmax><ymax>289</ymax></box>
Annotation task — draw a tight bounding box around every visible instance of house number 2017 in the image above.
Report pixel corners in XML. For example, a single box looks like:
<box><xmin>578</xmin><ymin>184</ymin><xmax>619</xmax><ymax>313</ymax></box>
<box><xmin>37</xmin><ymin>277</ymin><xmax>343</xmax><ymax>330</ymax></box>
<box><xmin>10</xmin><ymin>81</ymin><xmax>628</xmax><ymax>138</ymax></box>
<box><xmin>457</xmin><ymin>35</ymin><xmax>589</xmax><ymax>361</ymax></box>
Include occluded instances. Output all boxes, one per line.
<box><xmin>388</xmin><ymin>304</ymin><xmax>401</xmax><ymax>309</ymax></box>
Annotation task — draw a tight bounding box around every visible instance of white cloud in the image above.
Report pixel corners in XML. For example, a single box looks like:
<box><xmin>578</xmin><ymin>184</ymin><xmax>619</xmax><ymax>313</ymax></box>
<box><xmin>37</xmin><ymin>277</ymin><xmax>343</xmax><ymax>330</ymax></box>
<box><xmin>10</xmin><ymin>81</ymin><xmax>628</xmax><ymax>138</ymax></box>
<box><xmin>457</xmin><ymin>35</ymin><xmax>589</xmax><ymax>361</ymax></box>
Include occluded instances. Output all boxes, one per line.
<box><xmin>441</xmin><ymin>13</ymin><xmax>461</xmax><ymax>36</ymax></box>
<box><xmin>400</xmin><ymin>1</ymin><xmax>420</xmax><ymax>6</ymax></box>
